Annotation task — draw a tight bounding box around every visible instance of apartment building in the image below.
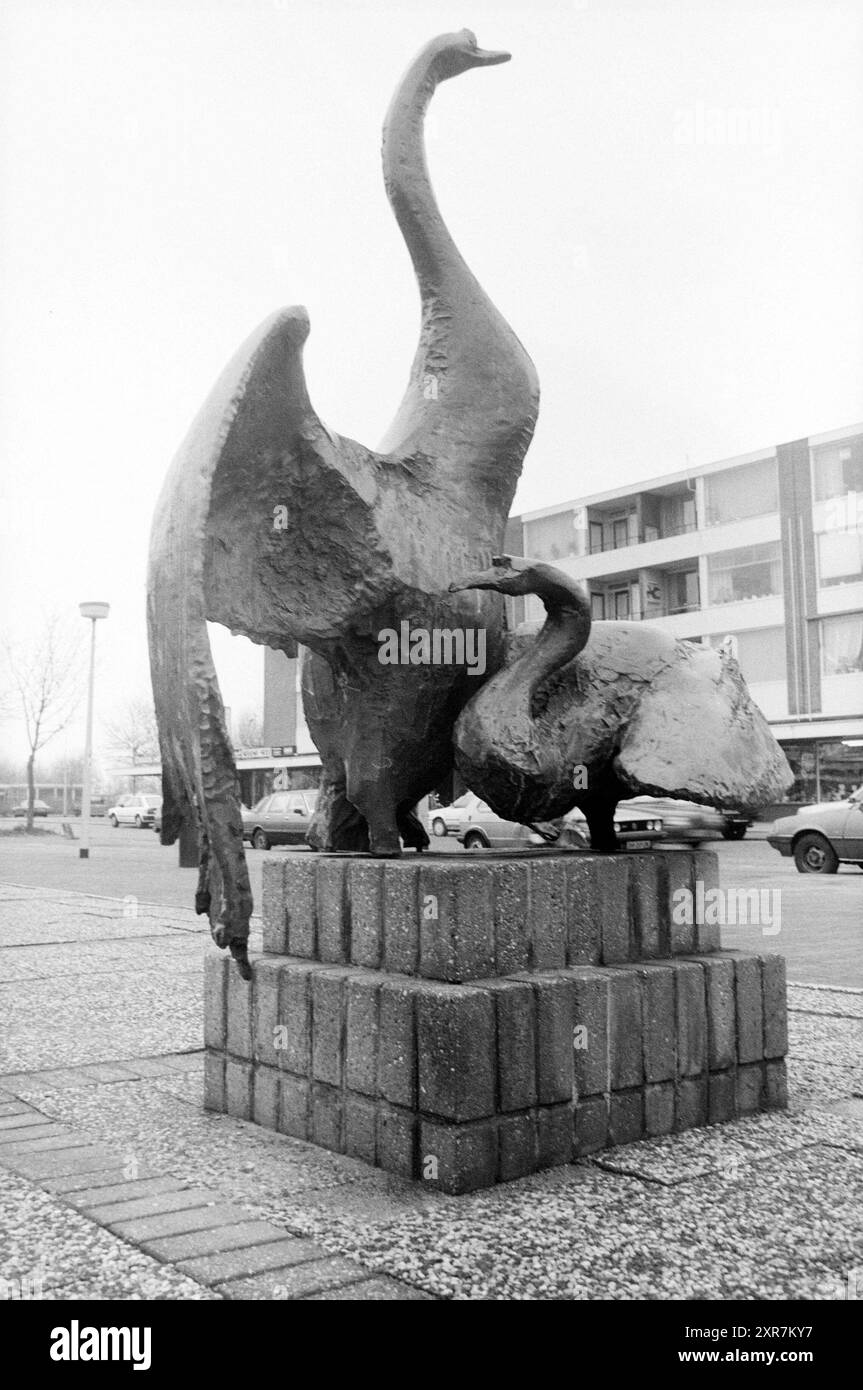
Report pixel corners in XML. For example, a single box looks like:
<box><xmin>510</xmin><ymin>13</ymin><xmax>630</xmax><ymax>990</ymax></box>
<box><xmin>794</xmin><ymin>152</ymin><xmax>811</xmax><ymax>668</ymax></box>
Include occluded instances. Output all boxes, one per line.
<box><xmin>508</xmin><ymin>423</ymin><xmax>863</xmax><ymax>805</ymax></box>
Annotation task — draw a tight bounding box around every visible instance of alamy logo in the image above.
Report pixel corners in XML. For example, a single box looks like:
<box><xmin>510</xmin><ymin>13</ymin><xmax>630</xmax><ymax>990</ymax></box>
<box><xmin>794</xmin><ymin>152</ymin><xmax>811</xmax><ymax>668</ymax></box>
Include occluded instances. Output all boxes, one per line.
<box><xmin>377</xmin><ymin>622</ymin><xmax>486</xmax><ymax>676</ymax></box>
<box><xmin>672</xmin><ymin>882</ymin><xmax>781</xmax><ymax>935</ymax></box>
<box><xmin>50</xmin><ymin>1322</ymin><xmax>151</xmax><ymax>1371</ymax></box>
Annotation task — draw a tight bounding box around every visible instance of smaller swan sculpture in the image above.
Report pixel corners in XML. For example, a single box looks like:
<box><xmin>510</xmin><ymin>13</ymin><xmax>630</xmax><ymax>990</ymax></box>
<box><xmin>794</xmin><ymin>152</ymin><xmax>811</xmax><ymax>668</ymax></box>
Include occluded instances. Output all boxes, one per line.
<box><xmin>449</xmin><ymin>556</ymin><xmax>792</xmax><ymax>850</ymax></box>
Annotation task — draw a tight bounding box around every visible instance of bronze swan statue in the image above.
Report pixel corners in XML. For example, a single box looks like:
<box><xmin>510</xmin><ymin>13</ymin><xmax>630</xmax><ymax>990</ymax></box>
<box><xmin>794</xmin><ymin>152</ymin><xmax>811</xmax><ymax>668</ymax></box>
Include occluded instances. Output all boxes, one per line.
<box><xmin>147</xmin><ymin>32</ymin><xmax>539</xmax><ymax>973</ymax></box>
<box><xmin>449</xmin><ymin>556</ymin><xmax>792</xmax><ymax>850</ymax></box>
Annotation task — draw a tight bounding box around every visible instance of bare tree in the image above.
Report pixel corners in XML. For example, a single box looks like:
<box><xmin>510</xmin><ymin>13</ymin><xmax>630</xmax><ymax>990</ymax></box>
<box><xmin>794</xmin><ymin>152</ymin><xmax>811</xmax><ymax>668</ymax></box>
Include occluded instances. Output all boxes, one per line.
<box><xmin>103</xmin><ymin>695</ymin><xmax>160</xmax><ymax>766</ymax></box>
<box><xmin>235</xmin><ymin>709</ymin><xmax>264</xmax><ymax>748</ymax></box>
<box><xmin>3</xmin><ymin>614</ymin><xmax>85</xmax><ymax>830</ymax></box>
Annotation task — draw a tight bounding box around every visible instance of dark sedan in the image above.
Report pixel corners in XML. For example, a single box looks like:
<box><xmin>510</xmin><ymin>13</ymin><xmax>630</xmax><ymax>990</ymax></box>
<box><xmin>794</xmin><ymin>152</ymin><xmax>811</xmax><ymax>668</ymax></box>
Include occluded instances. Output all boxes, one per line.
<box><xmin>242</xmin><ymin>790</ymin><xmax>319</xmax><ymax>850</ymax></box>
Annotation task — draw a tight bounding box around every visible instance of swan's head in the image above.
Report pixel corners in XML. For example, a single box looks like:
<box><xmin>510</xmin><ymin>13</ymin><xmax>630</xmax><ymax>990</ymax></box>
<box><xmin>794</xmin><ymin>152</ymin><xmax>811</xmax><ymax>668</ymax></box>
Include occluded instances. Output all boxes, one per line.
<box><xmin>429</xmin><ymin>29</ymin><xmax>511</xmax><ymax>82</ymax></box>
<box><xmin>449</xmin><ymin>555</ymin><xmax>589</xmax><ymax>608</ymax></box>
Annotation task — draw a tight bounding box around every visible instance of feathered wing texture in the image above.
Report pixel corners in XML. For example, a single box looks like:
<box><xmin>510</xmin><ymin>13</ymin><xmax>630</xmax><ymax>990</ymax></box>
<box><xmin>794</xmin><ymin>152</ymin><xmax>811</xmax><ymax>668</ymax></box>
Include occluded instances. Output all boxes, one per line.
<box><xmin>147</xmin><ymin>307</ymin><xmax>336</xmax><ymax>966</ymax></box>
<box><xmin>614</xmin><ymin>643</ymin><xmax>792</xmax><ymax>811</ymax></box>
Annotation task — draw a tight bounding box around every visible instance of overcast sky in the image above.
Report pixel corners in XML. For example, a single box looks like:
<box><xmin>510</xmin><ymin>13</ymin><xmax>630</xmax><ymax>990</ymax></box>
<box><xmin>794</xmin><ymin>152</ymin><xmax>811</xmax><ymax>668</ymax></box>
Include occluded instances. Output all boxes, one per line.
<box><xmin>1</xmin><ymin>0</ymin><xmax>862</xmax><ymax>767</ymax></box>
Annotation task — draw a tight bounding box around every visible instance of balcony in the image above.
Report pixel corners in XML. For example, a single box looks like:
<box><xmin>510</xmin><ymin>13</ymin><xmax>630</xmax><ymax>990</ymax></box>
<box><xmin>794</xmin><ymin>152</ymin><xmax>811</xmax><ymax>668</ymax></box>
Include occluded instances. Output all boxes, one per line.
<box><xmin>588</xmin><ymin>520</ymin><xmax>699</xmax><ymax>555</ymax></box>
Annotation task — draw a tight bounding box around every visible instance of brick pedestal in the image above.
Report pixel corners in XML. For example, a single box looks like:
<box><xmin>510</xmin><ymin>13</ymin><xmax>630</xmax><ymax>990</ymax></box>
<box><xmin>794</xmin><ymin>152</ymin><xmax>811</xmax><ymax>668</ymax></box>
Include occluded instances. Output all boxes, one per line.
<box><xmin>204</xmin><ymin>850</ymin><xmax>788</xmax><ymax>1193</ymax></box>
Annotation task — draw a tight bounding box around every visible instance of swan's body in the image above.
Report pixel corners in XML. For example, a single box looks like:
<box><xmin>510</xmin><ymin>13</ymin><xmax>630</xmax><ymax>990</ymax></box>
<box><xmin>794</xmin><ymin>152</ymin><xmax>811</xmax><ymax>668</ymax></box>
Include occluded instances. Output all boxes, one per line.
<box><xmin>147</xmin><ymin>33</ymin><xmax>539</xmax><ymax>969</ymax></box>
<box><xmin>451</xmin><ymin>558</ymin><xmax>793</xmax><ymax>849</ymax></box>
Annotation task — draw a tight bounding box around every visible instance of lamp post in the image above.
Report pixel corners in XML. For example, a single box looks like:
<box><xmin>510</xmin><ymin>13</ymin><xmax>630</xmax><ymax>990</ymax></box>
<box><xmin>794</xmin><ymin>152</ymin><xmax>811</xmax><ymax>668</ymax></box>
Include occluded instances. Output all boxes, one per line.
<box><xmin>78</xmin><ymin>602</ymin><xmax>110</xmax><ymax>860</ymax></box>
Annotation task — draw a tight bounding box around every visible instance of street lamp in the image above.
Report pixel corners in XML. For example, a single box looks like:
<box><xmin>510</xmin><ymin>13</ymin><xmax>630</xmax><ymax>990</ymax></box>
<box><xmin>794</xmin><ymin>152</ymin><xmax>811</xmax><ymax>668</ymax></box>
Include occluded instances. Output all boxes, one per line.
<box><xmin>78</xmin><ymin>602</ymin><xmax>110</xmax><ymax>860</ymax></box>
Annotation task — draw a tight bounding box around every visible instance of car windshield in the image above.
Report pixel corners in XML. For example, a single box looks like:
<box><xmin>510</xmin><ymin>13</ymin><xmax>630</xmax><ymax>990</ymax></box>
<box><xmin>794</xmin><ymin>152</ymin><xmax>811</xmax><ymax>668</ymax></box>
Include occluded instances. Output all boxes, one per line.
<box><xmin>451</xmin><ymin>794</ymin><xmax>474</xmax><ymax>808</ymax></box>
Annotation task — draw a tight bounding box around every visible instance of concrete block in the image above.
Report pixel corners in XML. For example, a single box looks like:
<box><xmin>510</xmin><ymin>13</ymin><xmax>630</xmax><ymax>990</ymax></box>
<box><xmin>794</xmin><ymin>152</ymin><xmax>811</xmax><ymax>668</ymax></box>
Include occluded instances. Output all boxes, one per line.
<box><xmin>284</xmin><ymin>856</ymin><xmax>318</xmax><ymax>957</ymax></box>
<box><xmin>609</xmin><ymin>968</ymin><xmax>643</xmax><ymax>1090</ymax></box>
<box><xmin>573</xmin><ymin>1094</ymin><xmax>608</xmax><ymax>1157</ymax></box>
<box><xmin>528</xmin><ymin>859</ymin><xmax>567</xmax><ymax>970</ymax></box>
<box><xmin>316</xmin><ymin>858</ymin><xmax>349</xmax><ymax>963</ymax></box>
<box><xmin>225</xmin><ymin>1059</ymin><xmax>252</xmax><ymax>1120</ymax></box>
<box><xmin>491</xmin><ymin>861</ymin><xmax>530</xmax><ymax>975</ymax></box>
<box><xmin>348</xmin><ymin>860</ymin><xmax>383</xmax><ymax>969</ymax></box>
<box><xmin>676</xmin><ymin>1075</ymin><xmax>708</xmax><ymax>1131</ymax></box>
<box><xmin>571</xmin><ymin>968</ymin><xmax>608</xmax><ymax>1096</ymax></box>
<box><xmin>534</xmin><ymin>975</ymin><xmax>575</xmax><ymax>1104</ymax></box>
<box><xmin>418</xmin><ymin>860</ymin><xmax>495</xmax><ymax>982</ymax></box>
<box><xmin>377</xmin><ymin>1105</ymin><xmax>416</xmax><ymax>1179</ymax></box>
<box><xmin>252</xmin><ymin>1065</ymin><xmax>279</xmax><ymax>1130</ymax></box>
<box><xmin>609</xmin><ymin>1090</ymin><xmax>644</xmax><ymax>1147</ymax></box>
<box><xmin>203</xmin><ymin>951</ymin><xmax>227</xmax><ymax>1050</ymax></box>
<box><xmin>639</xmin><ymin>963</ymin><xmax>675</xmax><ymax>1083</ymax></box>
<box><xmin>345</xmin><ymin>975</ymin><xmax>379</xmax><ymax>1097</ymax></box>
<box><xmin>278</xmin><ymin>1076</ymin><xmax>309</xmax><ymax>1140</ymax></box>
<box><xmin>708</xmin><ymin>1070</ymin><xmax>737</xmax><ymax>1125</ymax></box>
<box><xmin>382</xmin><ymin>862</ymin><xmax>420</xmax><ymax>974</ymax></box>
<box><xmin>378</xmin><ymin>981</ymin><xmax>416</xmax><ymax>1108</ymax></box>
<box><xmin>644</xmin><ymin>1081</ymin><xmax>675</xmax><ymax>1137</ymax></box>
<box><xmin>203</xmin><ymin>1053</ymin><xmax>225</xmax><ymax>1112</ymax></box>
<box><xmin>498</xmin><ymin>1113</ymin><xmax>536</xmax><ymax>1182</ymax></box>
<box><xmin>734</xmin><ymin>954</ymin><xmax>764</xmax><ymax>1064</ymax></box>
<box><xmin>676</xmin><ymin>961</ymin><xmax>707</xmax><ymax>1076</ymax></box>
<box><xmin>261</xmin><ymin>858</ymin><xmax>287</xmax><ymax>953</ymax></box>
<box><xmin>702</xmin><ymin>956</ymin><xmax>736</xmax><ymax>1071</ymax></box>
<box><xmin>420</xmin><ymin>1119</ymin><xmax>497</xmax><ymax>1194</ymax></box>
<box><xmin>494</xmin><ymin>981</ymin><xmax>537</xmax><ymax>1112</ymax></box>
<box><xmin>762</xmin><ymin>954</ymin><xmax>788</xmax><ymax>1058</ymax></box>
<box><xmin>417</xmin><ymin>985</ymin><xmax>495</xmax><ymax>1121</ymax></box>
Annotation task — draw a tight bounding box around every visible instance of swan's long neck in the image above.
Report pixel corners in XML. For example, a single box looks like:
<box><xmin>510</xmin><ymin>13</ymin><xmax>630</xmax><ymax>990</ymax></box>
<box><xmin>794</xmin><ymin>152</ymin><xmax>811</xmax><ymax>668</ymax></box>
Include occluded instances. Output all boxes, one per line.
<box><xmin>381</xmin><ymin>54</ymin><xmax>474</xmax><ymax>302</ymax></box>
<box><xmin>498</xmin><ymin>588</ymin><xmax>592</xmax><ymax>710</ymax></box>
<box><xmin>377</xmin><ymin>44</ymin><xmax>539</xmax><ymax>506</ymax></box>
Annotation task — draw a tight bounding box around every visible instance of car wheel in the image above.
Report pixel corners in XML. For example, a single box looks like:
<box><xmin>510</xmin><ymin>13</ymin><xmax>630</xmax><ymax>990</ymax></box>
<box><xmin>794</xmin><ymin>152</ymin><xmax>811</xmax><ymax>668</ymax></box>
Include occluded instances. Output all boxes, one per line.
<box><xmin>252</xmin><ymin>829</ymin><xmax>270</xmax><ymax>851</ymax></box>
<box><xmin>463</xmin><ymin>831</ymin><xmax>487</xmax><ymax>850</ymax></box>
<box><xmin>793</xmin><ymin>833</ymin><xmax>839</xmax><ymax>874</ymax></box>
<box><xmin>134</xmin><ymin>815</ymin><xmax>143</xmax><ymax>828</ymax></box>
<box><xmin>722</xmin><ymin>823</ymin><xmax>747</xmax><ymax>840</ymax></box>
<box><xmin>109</xmin><ymin>814</ymin><xmax>118</xmax><ymax>827</ymax></box>
<box><xmin>431</xmin><ymin>818</ymin><xmax>447</xmax><ymax>837</ymax></box>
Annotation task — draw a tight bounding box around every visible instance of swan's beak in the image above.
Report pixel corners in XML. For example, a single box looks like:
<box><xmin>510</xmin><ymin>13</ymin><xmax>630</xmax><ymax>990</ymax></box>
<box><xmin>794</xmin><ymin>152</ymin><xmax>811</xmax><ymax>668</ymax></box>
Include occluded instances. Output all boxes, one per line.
<box><xmin>449</xmin><ymin>567</ymin><xmax>508</xmax><ymax>594</ymax></box>
<box><xmin>472</xmin><ymin>47</ymin><xmax>511</xmax><ymax>67</ymax></box>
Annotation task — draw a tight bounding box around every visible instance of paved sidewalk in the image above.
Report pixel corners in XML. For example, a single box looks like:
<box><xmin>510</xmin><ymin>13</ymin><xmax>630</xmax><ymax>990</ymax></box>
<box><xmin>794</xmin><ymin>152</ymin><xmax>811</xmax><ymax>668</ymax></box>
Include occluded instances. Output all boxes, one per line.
<box><xmin>1</xmin><ymin>882</ymin><xmax>861</xmax><ymax>1300</ymax></box>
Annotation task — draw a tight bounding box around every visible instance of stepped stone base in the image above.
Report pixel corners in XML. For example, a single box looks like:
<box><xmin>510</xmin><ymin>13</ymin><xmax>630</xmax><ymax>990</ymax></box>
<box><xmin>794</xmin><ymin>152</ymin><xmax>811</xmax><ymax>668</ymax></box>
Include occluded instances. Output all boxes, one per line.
<box><xmin>204</xmin><ymin>850</ymin><xmax>788</xmax><ymax>1194</ymax></box>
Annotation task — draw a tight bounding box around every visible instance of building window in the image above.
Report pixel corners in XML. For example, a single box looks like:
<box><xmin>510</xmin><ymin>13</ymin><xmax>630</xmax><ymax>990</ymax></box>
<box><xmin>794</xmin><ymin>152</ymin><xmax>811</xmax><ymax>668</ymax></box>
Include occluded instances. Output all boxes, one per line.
<box><xmin>666</xmin><ymin>570</ymin><xmax>700</xmax><ymax>614</ymax></box>
<box><xmin>613</xmin><ymin>518</ymin><xmax>628</xmax><ymax>550</ymax></box>
<box><xmin>590</xmin><ymin>592</ymin><xmax>605</xmax><ymax>620</ymax></box>
<box><xmin>709</xmin><ymin>627</ymin><xmax>786</xmax><ymax>683</ymax></box>
<box><xmin>523</xmin><ymin>510</ymin><xmax>579</xmax><ymax>562</ymax></box>
<box><xmin>703</xmin><ymin>457</ymin><xmax>778</xmax><ymax>526</ymax></box>
<box><xmin>821</xmin><ymin>613</ymin><xmax>863</xmax><ymax>675</ymax></box>
<box><xmin>589</xmin><ymin>521</ymin><xmax>604</xmax><ymax>554</ymax></box>
<box><xmin>613</xmin><ymin>588</ymin><xmax>630</xmax><ymax>619</ymax></box>
<box><xmin>817</xmin><ymin>528</ymin><xmax>863</xmax><ymax>588</ymax></box>
<box><xmin>706</xmin><ymin>541</ymin><xmax>782</xmax><ymax>605</ymax></box>
<box><xmin>811</xmin><ymin>436</ymin><xmax>863</xmax><ymax>503</ymax></box>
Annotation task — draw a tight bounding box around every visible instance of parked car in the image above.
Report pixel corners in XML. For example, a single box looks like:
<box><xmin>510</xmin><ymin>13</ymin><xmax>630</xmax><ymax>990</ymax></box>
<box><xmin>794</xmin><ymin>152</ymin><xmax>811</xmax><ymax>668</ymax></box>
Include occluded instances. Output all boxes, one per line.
<box><xmin>107</xmin><ymin>794</ymin><xmax>162</xmax><ymax>828</ymax></box>
<box><xmin>242</xmin><ymin>790</ymin><xmax>319</xmax><ymax>850</ymax></box>
<box><xmin>768</xmin><ymin>786</ymin><xmax>863</xmax><ymax>873</ymax></box>
<box><xmin>13</xmin><ymin>799</ymin><xmax>49</xmax><ymax>818</ymax></box>
<box><xmin>623</xmin><ymin>797</ymin><xmax>730</xmax><ymax>845</ymax></box>
<box><xmin>446</xmin><ymin>793</ymin><xmax>663</xmax><ymax>851</ymax></box>
<box><xmin>428</xmin><ymin>793</ymin><xmax>478</xmax><ymax>838</ymax></box>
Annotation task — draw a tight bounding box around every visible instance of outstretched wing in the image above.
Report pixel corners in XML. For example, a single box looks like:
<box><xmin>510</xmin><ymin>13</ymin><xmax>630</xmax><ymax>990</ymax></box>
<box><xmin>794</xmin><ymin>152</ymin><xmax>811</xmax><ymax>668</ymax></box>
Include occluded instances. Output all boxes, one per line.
<box><xmin>146</xmin><ymin>306</ymin><xmax>363</xmax><ymax>963</ymax></box>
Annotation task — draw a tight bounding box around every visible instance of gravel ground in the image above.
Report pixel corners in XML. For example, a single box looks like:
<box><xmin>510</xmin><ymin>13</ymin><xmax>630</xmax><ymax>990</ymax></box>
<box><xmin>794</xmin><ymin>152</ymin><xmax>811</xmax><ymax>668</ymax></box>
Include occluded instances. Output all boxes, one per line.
<box><xmin>0</xmin><ymin>1169</ymin><xmax>218</xmax><ymax>1300</ymax></box>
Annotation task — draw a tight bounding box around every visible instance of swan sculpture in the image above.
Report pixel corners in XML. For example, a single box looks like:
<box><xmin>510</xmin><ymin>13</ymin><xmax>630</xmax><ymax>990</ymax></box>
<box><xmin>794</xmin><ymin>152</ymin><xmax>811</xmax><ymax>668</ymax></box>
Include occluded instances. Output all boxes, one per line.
<box><xmin>147</xmin><ymin>32</ymin><xmax>539</xmax><ymax>973</ymax></box>
<box><xmin>449</xmin><ymin>556</ymin><xmax>792</xmax><ymax>850</ymax></box>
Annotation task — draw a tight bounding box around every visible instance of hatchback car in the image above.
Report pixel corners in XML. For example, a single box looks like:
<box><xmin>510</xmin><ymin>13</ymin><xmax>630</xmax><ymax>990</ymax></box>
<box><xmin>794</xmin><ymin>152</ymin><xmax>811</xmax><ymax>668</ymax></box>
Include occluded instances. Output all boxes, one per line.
<box><xmin>107</xmin><ymin>794</ymin><xmax>162</xmax><ymax>828</ymax></box>
<box><xmin>13</xmin><ymin>799</ymin><xmax>49</xmax><ymax>817</ymax></box>
<box><xmin>768</xmin><ymin>787</ymin><xmax>863</xmax><ymax>873</ymax></box>
<box><xmin>242</xmin><ymin>790</ymin><xmax>319</xmax><ymax>850</ymax></box>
